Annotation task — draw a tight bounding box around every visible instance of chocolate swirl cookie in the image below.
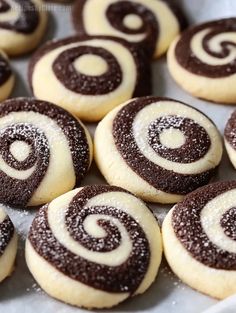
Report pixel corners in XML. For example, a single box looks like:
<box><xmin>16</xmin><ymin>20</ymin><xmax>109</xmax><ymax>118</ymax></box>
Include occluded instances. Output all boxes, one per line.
<box><xmin>0</xmin><ymin>98</ymin><xmax>92</xmax><ymax>207</ymax></box>
<box><xmin>225</xmin><ymin>110</ymin><xmax>236</xmax><ymax>169</ymax></box>
<box><xmin>94</xmin><ymin>97</ymin><xmax>223</xmax><ymax>203</ymax></box>
<box><xmin>0</xmin><ymin>50</ymin><xmax>14</xmax><ymax>101</ymax></box>
<box><xmin>0</xmin><ymin>206</ymin><xmax>17</xmax><ymax>282</ymax></box>
<box><xmin>72</xmin><ymin>0</ymin><xmax>186</xmax><ymax>58</ymax></box>
<box><xmin>0</xmin><ymin>0</ymin><xmax>47</xmax><ymax>56</ymax></box>
<box><xmin>26</xmin><ymin>185</ymin><xmax>162</xmax><ymax>309</ymax></box>
<box><xmin>29</xmin><ymin>35</ymin><xmax>151</xmax><ymax>122</ymax></box>
<box><xmin>168</xmin><ymin>18</ymin><xmax>236</xmax><ymax>103</ymax></box>
<box><xmin>163</xmin><ymin>181</ymin><xmax>236</xmax><ymax>299</ymax></box>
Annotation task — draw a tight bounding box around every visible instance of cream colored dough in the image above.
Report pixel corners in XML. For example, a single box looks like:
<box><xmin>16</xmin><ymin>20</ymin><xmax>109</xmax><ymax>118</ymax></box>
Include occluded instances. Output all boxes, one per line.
<box><xmin>26</xmin><ymin>239</ymin><xmax>129</xmax><ymax>309</ymax></box>
<box><xmin>94</xmin><ymin>99</ymin><xmax>222</xmax><ymax>203</ymax></box>
<box><xmin>0</xmin><ymin>0</ymin><xmax>47</xmax><ymax>56</ymax></box>
<box><xmin>168</xmin><ymin>36</ymin><xmax>236</xmax><ymax>103</ymax></box>
<box><xmin>32</xmin><ymin>39</ymin><xmax>137</xmax><ymax>122</ymax></box>
<box><xmin>0</xmin><ymin>208</ymin><xmax>17</xmax><ymax>283</ymax></box>
<box><xmin>0</xmin><ymin>74</ymin><xmax>14</xmax><ymax>101</ymax></box>
<box><xmin>28</xmin><ymin>116</ymin><xmax>93</xmax><ymax>206</ymax></box>
<box><xmin>163</xmin><ymin>204</ymin><xmax>236</xmax><ymax>299</ymax></box>
<box><xmin>83</xmin><ymin>0</ymin><xmax>180</xmax><ymax>58</ymax></box>
<box><xmin>25</xmin><ymin>187</ymin><xmax>162</xmax><ymax>308</ymax></box>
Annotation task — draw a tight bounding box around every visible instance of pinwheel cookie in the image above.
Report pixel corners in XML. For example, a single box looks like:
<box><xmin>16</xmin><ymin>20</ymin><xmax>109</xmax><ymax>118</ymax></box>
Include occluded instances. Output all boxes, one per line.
<box><xmin>72</xmin><ymin>0</ymin><xmax>186</xmax><ymax>58</ymax></box>
<box><xmin>168</xmin><ymin>18</ymin><xmax>236</xmax><ymax>103</ymax></box>
<box><xmin>0</xmin><ymin>207</ymin><xmax>17</xmax><ymax>283</ymax></box>
<box><xmin>0</xmin><ymin>0</ymin><xmax>47</xmax><ymax>56</ymax></box>
<box><xmin>29</xmin><ymin>35</ymin><xmax>151</xmax><ymax>122</ymax></box>
<box><xmin>94</xmin><ymin>97</ymin><xmax>223</xmax><ymax>203</ymax></box>
<box><xmin>163</xmin><ymin>181</ymin><xmax>236</xmax><ymax>299</ymax></box>
<box><xmin>0</xmin><ymin>98</ymin><xmax>92</xmax><ymax>207</ymax></box>
<box><xmin>26</xmin><ymin>185</ymin><xmax>162</xmax><ymax>309</ymax></box>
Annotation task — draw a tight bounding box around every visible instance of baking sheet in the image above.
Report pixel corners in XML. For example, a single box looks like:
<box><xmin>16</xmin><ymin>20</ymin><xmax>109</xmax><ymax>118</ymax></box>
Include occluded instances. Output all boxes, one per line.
<box><xmin>1</xmin><ymin>0</ymin><xmax>236</xmax><ymax>312</ymax></box>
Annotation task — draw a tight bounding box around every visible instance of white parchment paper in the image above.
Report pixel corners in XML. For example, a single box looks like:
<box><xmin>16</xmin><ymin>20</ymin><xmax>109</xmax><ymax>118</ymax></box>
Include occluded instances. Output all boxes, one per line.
<box><xmin>1</xmin><ymin>1</ymin><xmax>236</xmax><ymax>312</ymax></box>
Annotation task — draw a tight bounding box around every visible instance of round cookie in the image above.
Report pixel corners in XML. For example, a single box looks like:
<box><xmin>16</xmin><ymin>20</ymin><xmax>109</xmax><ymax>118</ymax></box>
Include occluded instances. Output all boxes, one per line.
<box><xmin>168</xmin><ymin>18</ymin><xmax>236</xmax><ymax>103</ymax></box>
<box><xmin>0</xmin><ymin>207</ymin><xmax>17</xmax><ymax>283</ymax></box>
<box><xmin>26</xmin><ymin>185</ymin><xmax>162</xmax><ymax>309</ymax></box>
<box><xmin>72</xmin><ymin>0</ymin><xmax>186</xmax><ymax>58</ymax></box>
<box><xmin>0</xmin><ymin>97</ymin><xmax>92</xmax><ymax>207</ymax></box>
<box><xmin>0</xmin><ymin>50</ymin><xmax>14</xmax><ymax>101</ymax></box>
<box><xmin>163</xmin><ymin>181</ymin><xmax>236</xmax><ymax>299</ymax></box>
<box><xmin>29</xmin><ymin>35</ymin><xmax>151</xmax><ymax>122</ymax></box>
<box><xmin>0</xmin><ymin>0</ymin><xmax>47</xmax><ymax>56</ymax></box>
<box><xmin>94</xmin><ymin>96</ymin><xmax>223</xmax><ymax>203</ymax></box>
<box><xmin>224</xmin><ymin>110</ymin><xmax>236</xmax><ymax>169</ymax></box>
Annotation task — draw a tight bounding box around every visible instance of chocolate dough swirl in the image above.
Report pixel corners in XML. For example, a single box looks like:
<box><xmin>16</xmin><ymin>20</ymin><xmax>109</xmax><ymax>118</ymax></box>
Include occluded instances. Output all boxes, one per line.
<box><xmin>112</xmin><ymin>97</ymin><xmax>215</xmax><ymax>195</ymax></box>
<box><xmin>175</xmin><ymin>18</ymin><xmax>236</xmax><ymax>78</ymax></box>
<box><xmin>0</xmin><ymin>215</ymin><xmax>14</xmax><ymax>256</ymax></box>
<box><xmin>53</xmin><ymin>45</ymin><xmax>122</xmax><ymax>95</ymax></box>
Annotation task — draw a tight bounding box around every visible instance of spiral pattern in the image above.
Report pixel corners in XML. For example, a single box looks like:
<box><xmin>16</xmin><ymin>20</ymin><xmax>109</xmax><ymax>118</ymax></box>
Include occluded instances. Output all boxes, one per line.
<box><xmin>108</xmin><ymin>97</ymin><xmax>222</xmax><ymax>200</ymax></box>
<box><xmin>29</xmin><ymin>35</ymin><xmax>151</xmax><ymax>121</ymax></box>
<box><xmin>0</xmin><ymin>0</ymin><xmax>39</xmax><ymax>33</ymax></box>
<box><xmin>72</xmin><ymin>0</ymin><xmax>185</xmax><ymax>58</ymax></box>
<box><xmin>27</xmin><ymin>185</ymin><xmax>162</xmax><ymax>307</ymax></box>
<box><xmin>0</xmin><ymin>207</ymin><xmax>14</xmax><ymax>256</ymax></box>
<box><xmin>0</xmin><ymin>98</ymin><xmax>91</xmax><ymax>207</ymax></box>
<box><xmin>53</xmin><ymin>45</ymin><xmax>122</xmax><ymax>95</ymax></box>
<box><xmin>171</xmin><ymin>181</ymin><xmax>236</xmax><ymax>269</ymax></box>
<box><xmin>174</xmin><ymin>18</ymin><xmax>236</xmax><ymax>78</ymax></box>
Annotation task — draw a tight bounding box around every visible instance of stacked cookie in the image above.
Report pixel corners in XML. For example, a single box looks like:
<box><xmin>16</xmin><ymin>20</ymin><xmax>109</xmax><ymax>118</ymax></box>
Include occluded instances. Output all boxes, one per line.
<box><xmin>0</xmin><ymin>0</ymin><xmax>236</xmax><ymax>311</ymax></box>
